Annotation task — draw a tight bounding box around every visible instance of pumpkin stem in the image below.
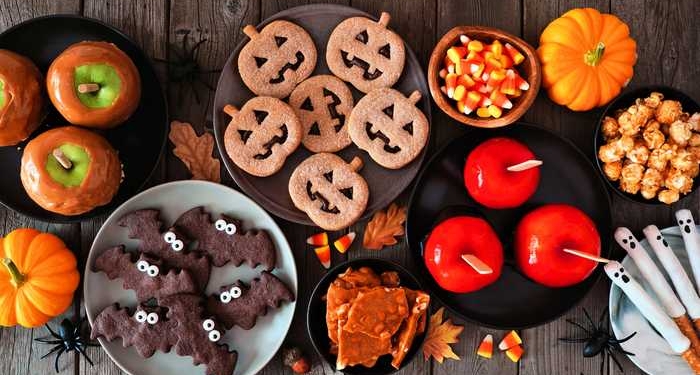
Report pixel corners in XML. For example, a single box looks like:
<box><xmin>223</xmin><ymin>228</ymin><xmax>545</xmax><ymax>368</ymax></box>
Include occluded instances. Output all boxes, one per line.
<box><xmin>2</xmin><ymin>258</ymin><xmax>25</xmax><ymax>287</ymax></box>
<box><xmin>584</xmin><ymin>42</ymin><xmax>605</xmax><ymax>66</ymax></box>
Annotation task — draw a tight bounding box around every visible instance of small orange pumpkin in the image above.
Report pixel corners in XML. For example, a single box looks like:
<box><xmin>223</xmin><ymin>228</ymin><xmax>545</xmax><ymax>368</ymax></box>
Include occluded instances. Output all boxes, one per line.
<box><xmin>0</xmin><ymin>228</ymin><xmax>79</xmax><ymax>327</ymax></box>
<box><xmin>537</xmin><ymin>8</ymin><xmax>637</xmax><ymax>111</ymax></box>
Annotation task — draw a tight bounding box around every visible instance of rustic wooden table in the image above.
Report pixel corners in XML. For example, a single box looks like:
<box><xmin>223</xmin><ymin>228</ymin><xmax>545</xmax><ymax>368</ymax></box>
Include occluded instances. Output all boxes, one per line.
<box><xmin>1</xmin><ymin>0</ymin><xmax>698</xmax><ymax>374</ymax></box>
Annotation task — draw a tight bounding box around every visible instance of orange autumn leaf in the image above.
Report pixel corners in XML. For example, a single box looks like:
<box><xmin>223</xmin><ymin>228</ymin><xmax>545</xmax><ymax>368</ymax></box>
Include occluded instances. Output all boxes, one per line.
<box><xmin>423</xmin><ymin>307</ymin><xmax>464</xmax><ymax>363</ymax></box>
<box><xmin>363</xmin><ymin>203</ymin><xmax>406</xmax><ymax>250</ymax></box>
<box><xmin>169</xmin><ymin>120</ymin><xmax>220</xmax><ymax>182</ymax></box>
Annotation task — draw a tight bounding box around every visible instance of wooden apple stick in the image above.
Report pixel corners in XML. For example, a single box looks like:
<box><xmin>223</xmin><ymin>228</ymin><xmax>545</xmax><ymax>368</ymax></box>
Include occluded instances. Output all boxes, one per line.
<box><xmin>675</xmin><ymin>209</ymin><xmax>700</xmax><ymax>289</ymax></box>
<box><xmin>615</xmin><ymin>227</ymin><xmax>700</xmax><ymax>356</ymax></box>
<box><xmin>77</xmin><ymin>83</ymin><xmax>100</xmax><ymax>94</ymax></box>
<box><xmin>506</xmin><ymin>160</ymin><xmax>542</xmax><ymax>172</ymax></box>
<box><xmin>645</xmin><ymin>224</ymin><xmax>700</xmax><ymax>356</ymax></box>
<box><xmin>52</xmin><ymin>148</ymin><xmax>72</xmax><ymax>169</ymax></box>
<box><xmin>563</xmin><ymin>248</ymin><xmax>610</xmax><ymax>263</ymax></box>
<box><xmin>605</xmin><ymin>260</ymin><xmax>700</xmax><ymax>374</ymax></box>
<box><xmin>461</xmin><ymin>254</ymin><xmax>493</xmax><ymax>274</ymax></box>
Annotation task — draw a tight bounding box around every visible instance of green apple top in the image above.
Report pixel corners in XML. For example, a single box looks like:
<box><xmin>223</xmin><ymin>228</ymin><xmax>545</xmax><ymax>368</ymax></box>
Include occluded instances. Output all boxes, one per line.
<box><xmin>46</xmin><ymin>144</ymin><xmax>90</xmax><ymax>187</ymax></box>
<box><xmin>74</xmin><ymin>64</ymin><xmax>121</xmax><ymax>108</ymax></box>
<box><xmin>0</xmin><ymin>79</ymin><xmax>6</xmax><ymax>110</ymax></box>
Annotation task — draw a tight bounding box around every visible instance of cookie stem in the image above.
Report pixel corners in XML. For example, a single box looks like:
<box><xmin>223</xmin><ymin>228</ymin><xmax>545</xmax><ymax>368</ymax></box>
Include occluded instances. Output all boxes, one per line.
<box><xmin>349</xmin><ymin>157</ymin><xmax>363</xmax><ymax>172</ymax></box>
<box><xmin>242</xmin><ymin>25</ymin><xmax>258</xmax><ymax>38</ymax></box>
<box><xmin>378</xmin><ymin>12</ymin><xmax>391</xmax><ymax>27</ymax></box>
<box><xmin>77</xmin><ymin>83</ymin><xmax>100</xmax><ymax>93</ymax></box>
<box><xmin>407</xmin><ymin>90</ymin><xmax>422</xmax><ymax>104</ymax></box>
<box><xmin>52</xmin><ymin>148</ymin><xmax>73</xmax><ymax>169</ymax></box>
<box><xmin>223</xmin><ymin>104</ymin><xmax>239</xmax><ymax>117</ymax></box>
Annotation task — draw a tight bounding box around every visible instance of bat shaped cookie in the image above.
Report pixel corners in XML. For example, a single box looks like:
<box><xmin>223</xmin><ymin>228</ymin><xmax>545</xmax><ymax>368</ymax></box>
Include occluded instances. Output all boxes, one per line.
<box><xmin>206</xmin><ymin>271</ymin><xmax>295</xmax><ymax>329</ymax></box>
<box><xmin>159</xmin><ymin>293</ymin><xmax>238</xmax><ymax>375</ymax></box>
<box><xmin>119</xmin><ymin>209</ymin><xmax>211</xmax><ymax>290</ymax></box>
<box><xmin>93</xmin><ymin>245</ymin><xmax>198</xmax><ymax>301</ymax></box>
<box><xmin>174</xmin><ymin>206</ymin><xmax>277</xmax><ymax>270</ymax></box>
<box><xmin>91</xmin><ymin>303</ymin><xmax>179</xmax><ymax>358</ymax></box>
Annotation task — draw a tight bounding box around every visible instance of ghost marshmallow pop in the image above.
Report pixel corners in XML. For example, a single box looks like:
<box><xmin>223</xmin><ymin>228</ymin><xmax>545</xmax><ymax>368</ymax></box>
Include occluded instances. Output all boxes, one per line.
<box><xmin>605</xmin><ymin>261</ymin><xmax>700</xmax><ymax>373</ymax></box>
<box><xmin>677</xmin><ymin>210</ymin><xmax>700</xmax><ymax>289</ymax></box>
<box><xmin>615</xmin><ymin>227</ymin><xmax>700</xmax><ymax>355</ymax></box>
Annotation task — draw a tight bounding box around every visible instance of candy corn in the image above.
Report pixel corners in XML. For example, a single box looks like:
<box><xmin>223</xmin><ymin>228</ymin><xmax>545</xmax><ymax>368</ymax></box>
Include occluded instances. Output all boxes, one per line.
<box><xmin>504</xmin><ymin>43</ymin><xmax>525</xmax><ymax>65</ymax></box>
<box><xmin>505</xmin><ymin>345</ymin><xmax>524</xmax><ymax>362</ymax></box>
<box><xmin>306</xmin><ymin>232</ymin><xmax>328</xmax><ymax>246</ymax></box>
<box><xmin>476</xmin><ymin>334</ymin><xmax>493</xmax><ymax>359</ymax></box>
<box><xmin>498</xmin><ymin>330</ymin><xmax>522</xmax><ymax>351</ymax></box>
<box><xmin>314</xmin><ymin>246</ymin><xmax>331</xmax><ymax>269</ymax></box>
<box><xmin>333</xmin><ymin>232</ymin><xmax>356</xmax><ymax>254</ymax></box>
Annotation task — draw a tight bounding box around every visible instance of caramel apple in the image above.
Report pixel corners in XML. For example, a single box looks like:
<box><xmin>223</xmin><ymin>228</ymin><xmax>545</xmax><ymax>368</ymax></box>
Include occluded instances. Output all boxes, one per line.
<box><xmin>20</xmin><ymin>126</ymin><xmax>122</xmax><ymax>216</ymax></box>
<box><xmin>0</xmin><ymin>49</ymin><xmax>44</xmax><ymax>146</ymax></box>
<box><xmin>47</xmin><ymin>41</ymin><xmax>140</xmax><ymax>129</ymax></box>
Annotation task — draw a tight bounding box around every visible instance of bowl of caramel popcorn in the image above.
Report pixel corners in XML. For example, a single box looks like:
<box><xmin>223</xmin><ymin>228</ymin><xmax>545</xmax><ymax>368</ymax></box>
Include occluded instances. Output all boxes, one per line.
<box><xmin>595</xmin><ymin>86</ymin><xmax>700</xmax><ymax>205</ymax></box>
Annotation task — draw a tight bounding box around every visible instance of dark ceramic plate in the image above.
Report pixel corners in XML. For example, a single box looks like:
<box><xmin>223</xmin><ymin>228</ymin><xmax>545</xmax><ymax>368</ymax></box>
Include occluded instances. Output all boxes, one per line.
<box><xmin>0</xmin><ymin>15</ymin><xmax>167</xmax><ymax>222</ymax></box>
<box><xmin>406</xmin><ymin>124</ymin><xmax>613</xmax><ymax>329</ymax></box>
<box><xmin>594</xmin><ymin>85</ymin><xmax>700</xmax><ymax>205</ymax></box>
<box><xmin>214</xmin><ymin>4</ymin><xmax>431</xmax><ymax>225</ymax></box>
<box><xmin>307</xmin><ymin>258</ymin><xmax>428</xmax><ymax>374</ymax></box>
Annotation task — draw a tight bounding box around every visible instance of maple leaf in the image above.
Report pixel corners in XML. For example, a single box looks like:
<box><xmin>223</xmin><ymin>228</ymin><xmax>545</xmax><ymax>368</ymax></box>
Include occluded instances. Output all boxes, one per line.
<box><xmin>169</xmin><ymin>120</ymin><xmax>220</xmax><ymax>182</ymax></box>
<box><xmin>362</xmin><ymin>203</ymin><xmax>407</xmax><ymax>250</ymax></box>
<box><xmin>423</xmin><ymin>307</ymin><xmax>464</xmax><ymax>363</ymax></box>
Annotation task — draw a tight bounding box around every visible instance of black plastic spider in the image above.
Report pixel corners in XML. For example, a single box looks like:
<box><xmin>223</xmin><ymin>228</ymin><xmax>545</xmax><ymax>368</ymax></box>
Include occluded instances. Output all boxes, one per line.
<box><xmin>559</xmin><ymin>308</ymin><xmax>636</xmax><ymax>375</ymax></box>
<box><xmin>34</xmin><ymin>317</ymin><xmax>99</xmax><ymax>373</ymax></box>
<box><xmin>155</xmin><ymin>30</ymin><xmax>221</xmax><ymax>104</ymax></box>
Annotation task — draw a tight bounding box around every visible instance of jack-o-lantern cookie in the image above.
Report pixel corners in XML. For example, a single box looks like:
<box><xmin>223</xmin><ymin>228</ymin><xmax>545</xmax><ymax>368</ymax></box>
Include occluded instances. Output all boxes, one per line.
<box><xmin>289</xmin><ymin>75</ymin><xmax>354</xmax><ymax>153</ymax></box>
<box><xmin>326</xmin><ymin>12</ymin><xmax>405</xmax><ymax>93</ymax></box>
<box><xmin>238</xmin><ymin>21</ymin><xmax>317</xmax><ymax>98</ymax></box>
<box><xmin>348</xmin><ymin>89</ymin><xmax>428</xmax><ymax>169</ymax></box>
<box><xmin>223</xmin><ymin>97</ymin><xmax>302</xmax><ymax>177</ymax></box>
<box><xmin>289</xmin><ymin>153</ymin><xmax>369</xmax><ymax>230</ymax></box>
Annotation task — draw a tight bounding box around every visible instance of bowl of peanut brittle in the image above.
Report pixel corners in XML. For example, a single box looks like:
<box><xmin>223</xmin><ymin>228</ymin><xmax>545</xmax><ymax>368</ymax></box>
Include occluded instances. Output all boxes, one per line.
<box><xmin>594</xmin><ymin>86</ymin><xmax>700</xmax><ymax>205</ymax></box>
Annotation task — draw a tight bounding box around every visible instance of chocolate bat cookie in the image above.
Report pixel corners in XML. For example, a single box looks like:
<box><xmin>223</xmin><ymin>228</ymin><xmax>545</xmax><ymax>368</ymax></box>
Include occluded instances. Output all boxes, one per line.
<box><xmin>119</xmin><ymin>209</ymin><xmax>211</xmax><ymax>290</ymax></box>
<box><xmin>93</xmin><ymin>245</ymin><xmax>198</xmax><ymax>301</ymax></box>
<box><xmin>206</xmin><ymin>271</ymin><xmax>295</xmax><ymax>329</ymax></box>
<box><xmin>91</xmin><ymin>303</ymin><xmax>179</xmax><ymax>358</ymax></box>
<box><xmin>160</xmin><ymin>293</ymin><xmax>238</xmax><ymax>375</ymax></box>
<box><xmin>174</xmin><ymin>206</ymin><xmax>276</xmax><ymax>270</ymax></box>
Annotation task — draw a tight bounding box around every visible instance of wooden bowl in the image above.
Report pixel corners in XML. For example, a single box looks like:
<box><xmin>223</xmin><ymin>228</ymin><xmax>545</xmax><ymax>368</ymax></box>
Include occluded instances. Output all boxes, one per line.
<box><xmin>428</xmin><ymin>26</ymin><xmax>541</xmax><ymax>128</ymax></box>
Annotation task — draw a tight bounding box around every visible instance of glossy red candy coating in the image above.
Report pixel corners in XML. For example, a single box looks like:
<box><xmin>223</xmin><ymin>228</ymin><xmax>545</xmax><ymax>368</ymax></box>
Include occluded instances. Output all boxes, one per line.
<box><xmin>424</xmin><ymin>216</ymin><xmax>503</xmax><ymax>293</ymax></box>
<box><xmin>463</xmin><ymin>137</ymin><xmax>539</xmax><ymax>208</ymax></box>
<box><xmin>514</xmin><ymin>204</ymin><xmax>600</xmax><ymax>288</ymax></box>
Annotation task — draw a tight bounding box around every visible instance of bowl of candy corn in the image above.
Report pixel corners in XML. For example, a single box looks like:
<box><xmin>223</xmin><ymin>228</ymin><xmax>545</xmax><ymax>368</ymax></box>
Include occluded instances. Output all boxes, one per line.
<box><xmin>428</xmin><ymin>26</ymin><xmax>541</xmax><ymax>128</ymax></box>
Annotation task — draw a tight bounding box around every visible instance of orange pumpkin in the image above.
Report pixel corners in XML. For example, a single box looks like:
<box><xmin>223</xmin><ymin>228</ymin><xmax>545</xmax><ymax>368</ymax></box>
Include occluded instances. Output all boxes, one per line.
<box><xmin>537</xmin><ymin>8</ymin><xmax>637</xmax><ymax>111</ymax></box>
<box><xmin>0</xmin><ymin>228</ymin><xmax>79</xmax><ymax>327</ymax></box>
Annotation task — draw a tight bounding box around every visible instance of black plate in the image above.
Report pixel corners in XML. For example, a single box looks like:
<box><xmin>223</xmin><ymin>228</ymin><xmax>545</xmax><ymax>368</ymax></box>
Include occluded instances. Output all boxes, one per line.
<box><xmin>0</xmin><ymin>15</ymin><xmax>167</xmax><ymax>222</ymax></box>
<box><xmin>406</xmin><ymin>124</ymin><xmax>612</xmax><ymax>329</ymax></box>
<box><xmin>594</xmin><ymin>85</ymin><xmax>700</xmax><ymax>205</ymax></box>
<box><xmin>307</xmin><ymin>258</ymin><xmax>428</xmax><ymax>374</ymax></box>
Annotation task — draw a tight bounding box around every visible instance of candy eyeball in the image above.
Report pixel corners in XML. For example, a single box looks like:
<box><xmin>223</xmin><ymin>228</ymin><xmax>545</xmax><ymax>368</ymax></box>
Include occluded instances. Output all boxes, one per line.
<box><xmin>225</xmin><ymin>223</ymin><xmax>237</xmax><ymax>235</ymax></box>
<box><xmin>215</xmin><ymin>219</ymin><xmax>227</xmax><ymax>231</ymax></box>
<box><xmin>163</xmin><ymin>231</ymin><xmax>177</xmax><ymax>244</ymax></box>
<box><xmin>208</xmin><ymin>329</ymin><xmax>221</xmax><ymax>342</ymax></box>
<box><xmin>146</xmin><ymin>312</ymin><xmax>159</xmax><ymax>324</ymax></box>
<box><xmin>171</xmin><ymin>239</ymin><xmax>184</xmax><ymax>252</ymax></box>
<box><xmin>147</xmin><ymin>265</ymin><xmax>159</xmax><ymax>277</ymax></box>
<box><xmin>215</xmin><ymin>219</ymin><xmax>237</xmax><ymax>235</ymax></box>
<box><xmin>220</xmin><ymin>291</ymin><xmax>232</xmax><ymax>303</ymax></box>
<box><xmin>230</xmin><ymin>286</ymin><xmax>242</xmax><ymax>299</ymax></box>
<box><xmin>135</xmin><ymin>310</ymin><xmax>148</xmax><ymax>323</ymax></box>
<box><xmin>136</xmin><ymin>260</ymin><xmax>150</xmax><ymax>272</ymax></box>
<box><xmin>202</xmin><ymin>318</ymin><xmax>216</xmax><ymax>331</ymax></box>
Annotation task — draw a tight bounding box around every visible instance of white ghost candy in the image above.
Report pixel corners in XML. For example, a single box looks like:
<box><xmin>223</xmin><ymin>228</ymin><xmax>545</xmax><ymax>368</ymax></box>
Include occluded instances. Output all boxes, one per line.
<box><xmin>202</xmin><ymin>318</ymin><xmax>215</xmax><ymax>331</ymax></box>
<box><xmin>146</xmin><ymin>312</ymin><xmax>159</xmax><ymax>324</ymax></box>
<box><xmin>163</xmin><ymin>231</ymin><xmax>177</xmax><ymax>244</ymax></box>
<box><xmin>135</xmin><ymin>310</ymin><xmax>148</xmax><ymax>323</ymax></box>
<box><xmin>136</xmin><ymin>260</ymin><xmax>150</xmax><ymax>272</ymax></box>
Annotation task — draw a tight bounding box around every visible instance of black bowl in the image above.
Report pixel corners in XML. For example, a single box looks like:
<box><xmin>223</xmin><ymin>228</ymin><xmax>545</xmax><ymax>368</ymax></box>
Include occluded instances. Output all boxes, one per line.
<box><xmin>0</xmin><ymin>15</ymin><xmax>168</xmax><ymax>222</ymax></box>
<box><xmin>593</xmin><ymin>85</ymin><xmax>700</xmax><ymax>205</ymax></box>
<box><xmin>307</xmin><ymin>258</ymin><xmax>429</xmax><ymax>375</ymax></box>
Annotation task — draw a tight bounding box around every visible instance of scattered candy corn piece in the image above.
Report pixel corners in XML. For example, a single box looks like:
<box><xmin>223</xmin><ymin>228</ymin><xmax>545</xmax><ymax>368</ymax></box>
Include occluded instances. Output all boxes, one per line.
<box><xmin>306</xmin><ymin>232</ymin><xmax>328</xmax><ymax>246</ymax></box>
<box><xmin>314</xmin><ymin>246</ymin><xmax>331</xmax><ymax>269</ymax></box>
<box><xmin>498</xmin><ymin>330</ymin><xmax>522</xmax><ymax>351</ymax></box>
<box><xmin>333</xmin><ymin>232</ymin><xmax>356</xmax><ymax>254</ymax></box>
<box><xmin>505</xmin><ymin>344</ymin><xmax>524</xmax><ymax>362</ymax></box>
<box><xmin>476</xmin><ymin>334</ymin><xmax>493</xmax><ymax>359</ymax></box>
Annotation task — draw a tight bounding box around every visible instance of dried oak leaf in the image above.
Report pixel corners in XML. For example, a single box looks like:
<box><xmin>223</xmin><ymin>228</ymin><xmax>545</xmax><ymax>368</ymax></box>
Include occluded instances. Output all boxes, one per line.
<box><xmin>169</xmin><ymin>120</ymin><xmax>220</xmax><ymax>182</ymax></box>
<box><xmin>362</xmin><ymin>203</ymin><xmax>406</xmax><ymax>250</ymax></box>
<box><xmin>423</xmin><ymin>307</ymin><xmax>464</xmax><ymax>363</ymax></box>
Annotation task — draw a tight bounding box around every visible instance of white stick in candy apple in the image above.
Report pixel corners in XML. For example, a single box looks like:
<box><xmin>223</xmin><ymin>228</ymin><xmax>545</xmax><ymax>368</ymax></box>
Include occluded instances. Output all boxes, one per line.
<box><xmin>676</xmin><ymin>209</ymin><xmax>700</xmax><ymax>290</ymax></box>
<box><xmin>614</xmin><ymin>227</ymin><xmax>687</xmax><ymax>319</ymax></box>
<box><xmin>506</xmin><ymin>159</ymin><xmax>542</xmax><ymax>172</ymax></box>
<box><xmin>461</xmin><ymin>254</ymin><xmax>493</xmax><ymax>275</ymax></box>
<box><xmin>563</xmin><ymin>248</ymin><xmax>610</xmax><ymax>263</ymax></box>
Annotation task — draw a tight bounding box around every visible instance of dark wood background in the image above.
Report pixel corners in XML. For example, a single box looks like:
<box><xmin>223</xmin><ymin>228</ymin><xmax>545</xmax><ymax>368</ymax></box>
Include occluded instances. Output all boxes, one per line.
<box><xmin>0</xmin><ymin>0</ymin><xmax>698</xmax><ymax>374</ymax></box>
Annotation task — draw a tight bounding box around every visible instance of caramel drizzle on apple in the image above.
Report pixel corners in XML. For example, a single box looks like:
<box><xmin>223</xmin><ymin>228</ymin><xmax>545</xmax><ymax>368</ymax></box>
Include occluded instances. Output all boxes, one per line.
<box><xmin>52</xmin><ymin>148</ymin><xmax>73</xmax><ymax>169</ymax></box>
<box><xmin>77</xmin><ymin>83</ymin><xmax>100</xmax><ymax>94</ymax></box>
<box><xmin>506</xmin><ymin>159</ymin><xmax>543</xmax><ymax>172</ymax></box>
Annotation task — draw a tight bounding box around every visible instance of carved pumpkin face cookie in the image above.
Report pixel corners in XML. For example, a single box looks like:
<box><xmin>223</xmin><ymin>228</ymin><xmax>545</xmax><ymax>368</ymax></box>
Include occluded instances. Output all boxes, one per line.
<box><xmin>223</xmin><ymin>96</ymin><xmax>302</xmax><ymax>177</ymax></box>
<box><xmin>289</xmin><ymin>153</ymin><xmax>369</xmax><ymax>231</ymax></box>
<box><xmin>348</xmin><ymin>89</ymin><xmax>429</xmax><ymax>169</ymax></box>
<box><xmin>289</xmin><ymin>75</ymin><xmax>354</xmax><ymax>153</ymax></box>
<box><xmin>238</xmin><ymin>20</ymin><xmax>317</xmax><ymax>98</ymax></box>
<box><xmin>326</xmin><ymin>12</ymin><xmax>405</xmax><ymax>93</ymax></box>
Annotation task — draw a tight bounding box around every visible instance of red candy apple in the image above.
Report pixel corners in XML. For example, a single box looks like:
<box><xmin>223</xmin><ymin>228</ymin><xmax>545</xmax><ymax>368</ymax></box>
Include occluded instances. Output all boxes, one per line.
<box><xmin>464</xmin><ymin>137</ymin><xmax>540</xmax><ymax>209</ymax></box>
<box><xmin>514</xmin><ymin>204</ymin><xmax>600</xmax><ymax>288</ymax></box>
<box><xmin>424</xmin><ymin>216</ymin><xmax>504</xmax><ymax>293</ymax></box>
